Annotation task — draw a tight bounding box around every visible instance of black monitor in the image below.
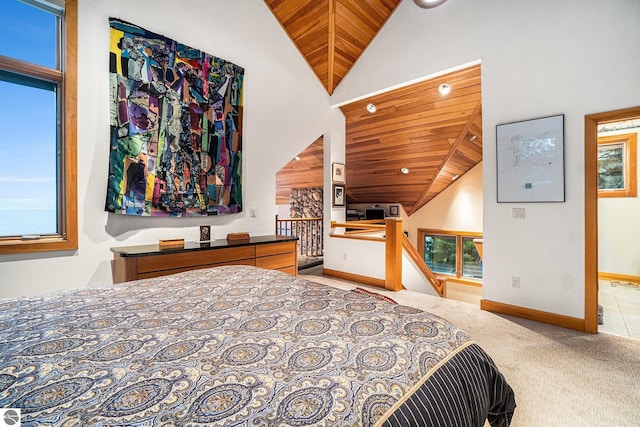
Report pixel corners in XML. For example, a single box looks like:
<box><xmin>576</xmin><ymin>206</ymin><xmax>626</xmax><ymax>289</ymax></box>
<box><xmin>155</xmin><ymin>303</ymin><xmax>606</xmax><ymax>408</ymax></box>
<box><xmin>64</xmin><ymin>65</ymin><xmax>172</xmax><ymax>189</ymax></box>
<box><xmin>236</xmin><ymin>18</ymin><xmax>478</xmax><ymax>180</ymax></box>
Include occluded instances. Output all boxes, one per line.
<box><xmin>364</xmin><ymin>207</ymin><xmax>385</xmax><ymax>220</ymax></box>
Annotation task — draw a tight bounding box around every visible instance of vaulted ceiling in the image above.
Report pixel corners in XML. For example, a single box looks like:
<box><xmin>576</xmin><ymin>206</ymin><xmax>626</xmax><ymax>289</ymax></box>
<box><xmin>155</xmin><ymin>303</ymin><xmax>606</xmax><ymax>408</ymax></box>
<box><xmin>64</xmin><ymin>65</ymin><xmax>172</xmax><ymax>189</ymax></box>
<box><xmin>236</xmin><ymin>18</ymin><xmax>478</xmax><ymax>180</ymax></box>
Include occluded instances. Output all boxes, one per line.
<box><xmin>266</xmin><ymin>1</ymin><xmax>483</xmax><ymax>215</ymax></box>
<box><xmin>264</xmin><ymin>0</ymin><xmax>400</xmax><ymax>95</ymax></box>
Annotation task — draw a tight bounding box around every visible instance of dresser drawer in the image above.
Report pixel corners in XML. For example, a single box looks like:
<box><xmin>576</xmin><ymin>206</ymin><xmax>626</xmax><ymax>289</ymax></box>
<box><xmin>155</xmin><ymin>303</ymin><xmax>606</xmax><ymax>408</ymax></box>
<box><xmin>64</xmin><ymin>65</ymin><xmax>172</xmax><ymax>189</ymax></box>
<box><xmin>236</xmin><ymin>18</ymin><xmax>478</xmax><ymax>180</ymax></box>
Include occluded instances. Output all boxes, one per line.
<box><xmin>138</xmin><ymin>251</ymin><xmax>206</xmax><ymax>273</ymax></box>
<box><xmin>276</xmin><ymin>265</ymin><xmax>298</xmax><ymax>275</ymax></box>
<box><xmin>138</xmin><ymin>264</ymin><xmax>207</xmax><ymax>279</ymax></box>
<box><xmin>256</xmin><ymin>252</ymin><xmax>296</xmax><ymax>270</ymax></box>
<box><xmin>256</xmin><ymin>241</ymin><xmax>296</xmax><ymax>257</ymax></box>
<box><xmin>203</xmin><ymin>246</ymin><xmax>255</xmax><ymax>264</ymax></box>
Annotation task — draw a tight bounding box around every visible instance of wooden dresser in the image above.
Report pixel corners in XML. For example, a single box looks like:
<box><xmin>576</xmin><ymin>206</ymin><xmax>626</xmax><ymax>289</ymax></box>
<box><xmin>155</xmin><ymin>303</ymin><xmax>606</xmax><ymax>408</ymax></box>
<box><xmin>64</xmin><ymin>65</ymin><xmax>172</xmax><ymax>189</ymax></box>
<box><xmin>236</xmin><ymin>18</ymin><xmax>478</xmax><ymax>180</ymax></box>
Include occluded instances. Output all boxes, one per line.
<box><xmin>111</xmin><ymin>235</ymin><xmax>298</xmax><ymax>283</ymax></box>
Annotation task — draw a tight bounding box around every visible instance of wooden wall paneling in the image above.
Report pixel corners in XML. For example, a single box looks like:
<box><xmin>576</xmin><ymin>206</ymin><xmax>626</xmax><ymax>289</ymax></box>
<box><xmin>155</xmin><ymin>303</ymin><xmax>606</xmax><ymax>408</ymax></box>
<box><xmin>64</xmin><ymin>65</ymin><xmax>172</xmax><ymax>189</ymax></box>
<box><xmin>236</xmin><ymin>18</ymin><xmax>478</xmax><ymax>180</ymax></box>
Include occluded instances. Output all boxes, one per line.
<box><xmin>341</xmin><ymin>65</ymin><xmax>482</xmax><ymax>213</ymax></box>
<box><xmin>275</xmin><ymin>137</ymin><xmax>324</xmax><ymax>206</ymax></box>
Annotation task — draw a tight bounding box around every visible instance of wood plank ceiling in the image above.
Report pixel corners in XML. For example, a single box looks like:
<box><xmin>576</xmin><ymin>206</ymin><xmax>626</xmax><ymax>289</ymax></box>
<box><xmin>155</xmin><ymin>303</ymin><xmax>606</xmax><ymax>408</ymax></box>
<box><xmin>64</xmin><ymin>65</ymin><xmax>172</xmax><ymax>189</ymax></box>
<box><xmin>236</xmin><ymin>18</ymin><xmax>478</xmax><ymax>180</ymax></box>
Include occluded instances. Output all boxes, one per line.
<box><xmin>276</xmin><ymin>137</ymin><xmax>324</xmax><ymax>205</ymax></box>
<box><xmin>340</xmin><ymin>65</ymin><xmax>482</xmax><ymax>215</ymax></box>
<box><xmin>264</xmin><ymin>0</ymin><xmax>400</xmax><ymax>95</ymax></box>
<box><xmin>266</xmin><ymin>1</ymin><xmax>483</xmax><ymax>216</ymax></box>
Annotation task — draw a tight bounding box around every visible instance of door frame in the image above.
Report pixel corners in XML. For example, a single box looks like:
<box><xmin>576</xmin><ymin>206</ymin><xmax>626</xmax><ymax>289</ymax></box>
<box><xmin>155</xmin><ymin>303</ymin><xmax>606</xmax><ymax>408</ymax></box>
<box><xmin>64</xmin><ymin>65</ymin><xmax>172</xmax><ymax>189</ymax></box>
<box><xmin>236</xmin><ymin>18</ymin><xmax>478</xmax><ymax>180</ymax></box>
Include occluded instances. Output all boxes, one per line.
<box><xmin>584</xmin><ymin>106</ymin><xmax>640</xmax><ymax>333</ymax></box>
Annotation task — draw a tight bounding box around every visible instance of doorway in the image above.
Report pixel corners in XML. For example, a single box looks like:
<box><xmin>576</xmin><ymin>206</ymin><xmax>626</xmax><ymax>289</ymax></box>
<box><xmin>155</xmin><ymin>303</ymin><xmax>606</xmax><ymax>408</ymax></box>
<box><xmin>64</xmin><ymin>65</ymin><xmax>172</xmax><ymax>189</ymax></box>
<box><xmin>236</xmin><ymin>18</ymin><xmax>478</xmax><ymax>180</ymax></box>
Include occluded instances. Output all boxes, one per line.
<box><xmin>584</xmin><ymin>106</ymin><xmax>640</xmax><ymax>334</ymax></box>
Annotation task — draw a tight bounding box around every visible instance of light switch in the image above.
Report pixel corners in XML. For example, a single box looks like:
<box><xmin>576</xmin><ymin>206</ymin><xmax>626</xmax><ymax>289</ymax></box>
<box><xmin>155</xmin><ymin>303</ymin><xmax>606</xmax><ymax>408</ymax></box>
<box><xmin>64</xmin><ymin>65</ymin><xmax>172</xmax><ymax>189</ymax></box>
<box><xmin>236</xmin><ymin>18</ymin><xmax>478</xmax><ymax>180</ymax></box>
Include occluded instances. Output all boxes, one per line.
<box><xmin>512</xmin><ymin>208</ymin><xmax>525</xmax><ymax>220</ymax></box>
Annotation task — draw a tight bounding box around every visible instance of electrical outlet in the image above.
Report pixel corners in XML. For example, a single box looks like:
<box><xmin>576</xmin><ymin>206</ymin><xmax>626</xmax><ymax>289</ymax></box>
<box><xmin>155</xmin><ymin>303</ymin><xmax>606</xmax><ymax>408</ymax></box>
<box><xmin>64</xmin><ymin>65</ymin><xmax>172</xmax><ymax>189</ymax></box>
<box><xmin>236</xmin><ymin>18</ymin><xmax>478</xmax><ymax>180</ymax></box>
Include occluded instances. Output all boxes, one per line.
<box><xmin>511</xmin><ymin>276</ymin><xmax>520</xmax><ymax>288</ymax></box>
<box><xmin>250</xmin><ymin>207</ymin><xmax>257</xmax><ymax>217</ymax></box>
<box><xmin>512</xmin><ymin>208</ymin><xmax>525</xmax><ymax>220</ymax></box>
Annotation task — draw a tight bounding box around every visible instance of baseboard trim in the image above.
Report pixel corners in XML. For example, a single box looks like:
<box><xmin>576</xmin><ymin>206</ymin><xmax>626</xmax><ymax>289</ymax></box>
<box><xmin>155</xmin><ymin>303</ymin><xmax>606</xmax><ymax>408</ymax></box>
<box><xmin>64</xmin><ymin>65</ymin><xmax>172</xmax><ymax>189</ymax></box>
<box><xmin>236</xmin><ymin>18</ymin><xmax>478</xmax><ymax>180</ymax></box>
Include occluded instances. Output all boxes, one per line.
<box><xmin>322</xmin><ymin>268</ymin><xmax>386</xmax><ymax>288</ymax></box>
<box><xmin>598</xmin><ymin>272</ymin><xmax>640</xmax><ymax>285</ymax></box>
<box><xmin>480</xmin><ymin>299</ymin><xmax>587</xmax><ymax>332</ymax></box>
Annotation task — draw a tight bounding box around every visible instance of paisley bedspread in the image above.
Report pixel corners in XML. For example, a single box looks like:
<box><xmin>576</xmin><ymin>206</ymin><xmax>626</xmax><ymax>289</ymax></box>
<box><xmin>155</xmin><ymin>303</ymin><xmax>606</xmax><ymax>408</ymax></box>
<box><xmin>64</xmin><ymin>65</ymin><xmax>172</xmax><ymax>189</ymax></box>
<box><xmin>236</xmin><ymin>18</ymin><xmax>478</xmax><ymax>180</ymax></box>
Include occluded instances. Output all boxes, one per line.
<box><xmin>0</xmin><ymin>265</ymin><xmax>515</xmax><ymax>426</ymax></box>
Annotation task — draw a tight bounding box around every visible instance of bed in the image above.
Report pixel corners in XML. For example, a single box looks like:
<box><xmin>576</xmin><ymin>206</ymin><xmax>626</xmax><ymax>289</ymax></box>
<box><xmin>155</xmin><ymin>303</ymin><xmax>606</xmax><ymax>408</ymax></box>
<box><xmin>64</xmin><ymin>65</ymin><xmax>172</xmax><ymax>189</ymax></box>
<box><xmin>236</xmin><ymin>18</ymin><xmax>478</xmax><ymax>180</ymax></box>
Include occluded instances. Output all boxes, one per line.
<box><xmin>0</xmin><ymin>265</ymin><xmax>515</xmax><ymax>426</ymax></box>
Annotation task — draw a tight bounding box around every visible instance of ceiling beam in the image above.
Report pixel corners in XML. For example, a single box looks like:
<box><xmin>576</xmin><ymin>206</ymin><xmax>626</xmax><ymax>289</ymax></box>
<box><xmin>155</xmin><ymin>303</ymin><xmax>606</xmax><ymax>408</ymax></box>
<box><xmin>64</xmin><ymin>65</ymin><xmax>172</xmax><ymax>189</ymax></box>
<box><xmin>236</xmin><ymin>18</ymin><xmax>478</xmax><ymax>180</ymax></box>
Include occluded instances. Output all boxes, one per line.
<box><xmin>327</xmin><ymin>0</ymin><xmax>336</xmax><ymax>94</ymax></box>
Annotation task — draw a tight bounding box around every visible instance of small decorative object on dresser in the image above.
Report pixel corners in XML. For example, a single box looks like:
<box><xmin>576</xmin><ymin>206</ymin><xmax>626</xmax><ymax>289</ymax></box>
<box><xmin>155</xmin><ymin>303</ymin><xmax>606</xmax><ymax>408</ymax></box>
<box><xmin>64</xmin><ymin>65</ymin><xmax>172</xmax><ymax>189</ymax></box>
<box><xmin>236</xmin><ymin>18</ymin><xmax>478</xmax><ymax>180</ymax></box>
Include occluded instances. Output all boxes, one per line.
<box><xmin>158</xmin><ymin>239</ymin><xmax>184</xmax><ymax>249</ymax></box>
<box><xmin>199</xmin><ymin>225</ymin><xmax>211</xmax><ymax>242</ymax></box>
<box><xmin>226</xmin><ymin>232</ymin><xmax>250</xmax><ymax>242</ymax></box>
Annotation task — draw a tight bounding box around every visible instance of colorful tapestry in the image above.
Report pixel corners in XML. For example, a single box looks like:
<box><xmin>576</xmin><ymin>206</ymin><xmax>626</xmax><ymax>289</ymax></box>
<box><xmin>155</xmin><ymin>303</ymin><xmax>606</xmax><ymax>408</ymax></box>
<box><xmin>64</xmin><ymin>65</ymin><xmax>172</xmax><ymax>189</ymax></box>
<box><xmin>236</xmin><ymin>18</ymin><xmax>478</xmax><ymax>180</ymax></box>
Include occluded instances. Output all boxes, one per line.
<box><xmin>106</xmin><ymin>19</ymin><xmax>244</xmax><ymax>216</ymax></box>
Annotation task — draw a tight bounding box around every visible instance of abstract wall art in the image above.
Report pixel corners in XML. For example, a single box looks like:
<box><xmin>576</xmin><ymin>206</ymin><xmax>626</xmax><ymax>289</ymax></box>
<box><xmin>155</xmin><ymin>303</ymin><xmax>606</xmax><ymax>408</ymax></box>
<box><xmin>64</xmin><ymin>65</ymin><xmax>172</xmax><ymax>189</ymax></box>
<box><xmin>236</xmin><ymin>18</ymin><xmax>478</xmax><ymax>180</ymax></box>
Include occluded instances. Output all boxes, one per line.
<box><xmin>496</xmin><ymin>114</ymin><xmax>564</xmax><ymax>203</ymax></box>
<box><xmin>106</xmin><ymin>18</ymin><xmax>244</xmax><ymax>216</ymax></box>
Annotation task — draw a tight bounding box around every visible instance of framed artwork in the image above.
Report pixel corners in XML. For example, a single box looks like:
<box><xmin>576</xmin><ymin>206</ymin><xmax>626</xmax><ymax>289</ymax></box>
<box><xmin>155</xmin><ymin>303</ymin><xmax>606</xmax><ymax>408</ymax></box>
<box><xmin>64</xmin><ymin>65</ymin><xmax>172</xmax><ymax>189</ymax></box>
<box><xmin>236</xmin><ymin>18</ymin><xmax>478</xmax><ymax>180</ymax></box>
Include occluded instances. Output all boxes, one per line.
<box><xmin>496</xmin><ymin>114</ymin><xmax>565</xmax><ymax>203</ymax></box>
<box><xmin>332</xmin><ymin>162</ymin><xmax>345</xmax><ymax>183</ymax></box>
<box><xmin>389</xmin><ymin>205</ymin><xmax>399</xmax><ymax>216</ymax></box>
<box><xmin>333</xmin><ymin>184</ymin><xmax>345</xmax><ymax>207</ymax></box>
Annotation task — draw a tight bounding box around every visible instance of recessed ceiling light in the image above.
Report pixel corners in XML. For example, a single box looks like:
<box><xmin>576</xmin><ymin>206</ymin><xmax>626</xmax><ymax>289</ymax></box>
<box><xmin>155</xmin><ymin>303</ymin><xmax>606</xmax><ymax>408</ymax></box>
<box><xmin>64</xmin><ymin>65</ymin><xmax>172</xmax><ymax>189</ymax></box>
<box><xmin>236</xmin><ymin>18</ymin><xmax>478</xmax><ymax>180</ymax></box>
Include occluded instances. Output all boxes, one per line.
<box><xmin>438</xmin><ymin>83</ymin><xmax>451</xmax><ymax>95</ymax></box>
<box><xmin>452</xmin><ymin>174</ymin><xmax>459</xmax><ymax>181</ymax></box>
<box><xmin>401</xmin><ymin>167</ymin><xmax>410</xmax><ymax>174</ymax></box>
<box><xmin>469</xmin><ymin>135</ymin><xmax>477</xmax><ymax>142</ymax></box>
<box><xmin>366</xmin><ymin>103</ymin><xmax>377</xmax><ymax>113</ymax></box>
<box><xmin>294</xmin><ymin>156</ymin><xmax>301</xmax><ymax>161</ymax></box>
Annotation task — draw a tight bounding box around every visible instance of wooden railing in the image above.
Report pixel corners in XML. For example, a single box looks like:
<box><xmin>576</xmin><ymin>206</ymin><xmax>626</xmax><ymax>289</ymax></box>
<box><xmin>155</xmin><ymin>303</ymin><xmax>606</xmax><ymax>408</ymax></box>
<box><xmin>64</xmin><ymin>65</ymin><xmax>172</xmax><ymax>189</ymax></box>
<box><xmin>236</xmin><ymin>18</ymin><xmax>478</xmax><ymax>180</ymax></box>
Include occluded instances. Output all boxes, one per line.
<box><xmin>275</xmin><ymin>216</ymin><xmax>323</xmax><ymax>257</ymax></box>
<box><xmin>330</xmin><ymin>219</ymin><xmax>401</xmax><ymax>291</ymax></box>
<box><xmin>331</xmin><ymin>219</ymin><xmax>386</xmax><ymax>240</ymax></box>
<box><xmin>330</xmin><ymin>218</ymin><xmax>444</xmax><ymax>296</ymax></box>
<box><xmin>401</xmin><ymin>234</ymin><xmax>445</xmax><ymax>296</ymax></box>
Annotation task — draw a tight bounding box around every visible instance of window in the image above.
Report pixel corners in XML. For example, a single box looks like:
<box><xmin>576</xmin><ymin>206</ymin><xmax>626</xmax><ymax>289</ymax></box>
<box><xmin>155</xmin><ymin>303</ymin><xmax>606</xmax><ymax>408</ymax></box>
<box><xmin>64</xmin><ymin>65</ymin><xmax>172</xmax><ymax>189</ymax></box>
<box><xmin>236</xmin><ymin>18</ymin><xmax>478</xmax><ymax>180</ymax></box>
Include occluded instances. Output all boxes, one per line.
<box><xmin>461</xmin><ymin>236</ymin><xmax>482</xmax><ymax>279</ymax></box>
<box><xmin>0</xmin><ymin>0</ymin><xmax>77</xmax><ymax>254</ymax></box>
<box><xmin>419</xmin><ymin>229</ymin><xmax>482</xmax><ymax>281</ymax></box>
<box><xmin>423</xmin><ymin>234</ymin><xmax>456</xmax><ymax>275</ymax></box>
<box><xmin>597</xmin><ymin>132</ymin><xmax>637</xmax><ymax>198</ymax></box>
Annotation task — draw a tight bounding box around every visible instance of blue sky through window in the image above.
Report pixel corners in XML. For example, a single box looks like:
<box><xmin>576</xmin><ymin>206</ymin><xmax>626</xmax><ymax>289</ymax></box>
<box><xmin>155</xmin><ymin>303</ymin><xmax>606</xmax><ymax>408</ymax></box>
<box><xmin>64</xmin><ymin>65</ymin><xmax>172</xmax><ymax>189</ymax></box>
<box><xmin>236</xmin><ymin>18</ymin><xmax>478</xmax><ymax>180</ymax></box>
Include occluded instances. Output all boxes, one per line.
<box><xmin>0</xmin><ymin>1</ymin><xmax>58</xmax><ymax>236</ymax></box>
<box><xmin>0</xmin><ymin>0</ymin><xmax>57</xmax><ymax>67</ymax></box>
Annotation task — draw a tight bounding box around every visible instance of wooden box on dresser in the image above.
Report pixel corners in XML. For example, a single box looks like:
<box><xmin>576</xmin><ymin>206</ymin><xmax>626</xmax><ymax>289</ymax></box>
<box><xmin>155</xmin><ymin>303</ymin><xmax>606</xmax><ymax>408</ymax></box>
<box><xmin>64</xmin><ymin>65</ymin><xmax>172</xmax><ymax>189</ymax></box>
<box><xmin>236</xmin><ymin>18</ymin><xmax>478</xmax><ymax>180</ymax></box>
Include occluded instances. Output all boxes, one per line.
<box><xmin>111</xmin><ymin>235</ymin><xmax>298</xmax><ymax>283</ymax></box>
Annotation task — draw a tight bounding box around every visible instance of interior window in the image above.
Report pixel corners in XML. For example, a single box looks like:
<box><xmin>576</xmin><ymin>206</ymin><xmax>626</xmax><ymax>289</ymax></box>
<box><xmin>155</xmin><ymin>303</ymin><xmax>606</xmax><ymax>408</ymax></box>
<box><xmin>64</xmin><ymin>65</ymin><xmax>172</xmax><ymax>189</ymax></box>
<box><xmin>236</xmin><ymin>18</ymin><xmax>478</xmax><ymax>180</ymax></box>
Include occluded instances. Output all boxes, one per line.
<box><xmin>423</xmin><ymin>234</ymin><xmax>456</xmax><ymax>275</ymax></box>
<box><xmin>420</xmin><ymin>229</ymin><xmax>483</xmax><ymax>281</ymax></box>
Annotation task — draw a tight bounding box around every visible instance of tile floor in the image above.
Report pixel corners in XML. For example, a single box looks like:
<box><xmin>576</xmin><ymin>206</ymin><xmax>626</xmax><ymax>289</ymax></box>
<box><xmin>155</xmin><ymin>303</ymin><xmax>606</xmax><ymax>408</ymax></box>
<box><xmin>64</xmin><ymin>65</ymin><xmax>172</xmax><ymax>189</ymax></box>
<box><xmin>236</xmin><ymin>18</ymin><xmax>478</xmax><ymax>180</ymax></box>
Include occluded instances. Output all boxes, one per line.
<box><xmin>441</xmin><ymin>280</ymin><xmax>640</xmax><ymax>340</ymax></box>
<box><xmin>598</xmin><ymin>280</ymin><xmax>640</xmax><ymax>339</ymax></box>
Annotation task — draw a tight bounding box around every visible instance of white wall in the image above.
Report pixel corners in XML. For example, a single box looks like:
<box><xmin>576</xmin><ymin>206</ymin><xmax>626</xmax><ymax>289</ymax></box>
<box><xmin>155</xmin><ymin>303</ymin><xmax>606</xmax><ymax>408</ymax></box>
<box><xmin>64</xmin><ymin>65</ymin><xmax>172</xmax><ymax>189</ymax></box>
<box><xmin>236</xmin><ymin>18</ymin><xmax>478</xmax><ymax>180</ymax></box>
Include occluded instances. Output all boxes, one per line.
<box><xmin>402</xmin><ymin>253</ymin><xmax>440</xmax><ymax>296</ymax></box>
<box><xmin>0</xmin><ymin>0</ymin><xmax>344</xmax><ymax>298</ymax></box>
<box><xmin>408</xmin><ymin>163</ymin><xmax>483</xmax><ymax>246</ymax></box>
<box><xmin>325</xmin><ymin>237</ymin><xmax>386</xmax><ymax>280</ymax></box>
<box><xmin>598</xmin><ymin>129</ymin><xmax>640</xmax><ymax>277</ymax></box>
<box><xmin>323</xmin><ymin>102</ymin><xmax>347</xmax><ymax>265</ymax></box>
<box><xmin>331</xmin><ymin>0</ymin><xmax>640</xmax><ymax>319</ymax></box>
<box><xmin>277</xmin><ymin>205</ymin><xmax>291</xmax><ymax>218</ymax></box>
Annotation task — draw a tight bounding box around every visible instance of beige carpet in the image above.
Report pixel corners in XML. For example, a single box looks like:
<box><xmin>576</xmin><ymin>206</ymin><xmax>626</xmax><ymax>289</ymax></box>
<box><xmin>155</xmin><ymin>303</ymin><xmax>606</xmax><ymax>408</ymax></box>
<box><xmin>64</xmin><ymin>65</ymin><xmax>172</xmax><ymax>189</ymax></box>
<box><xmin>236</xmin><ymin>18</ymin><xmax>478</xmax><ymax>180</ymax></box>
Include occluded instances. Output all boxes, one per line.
<box><xmin>300</xmin><ymin>274</ymin><xmax>640</xmax><ymax>427</ymax></box>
